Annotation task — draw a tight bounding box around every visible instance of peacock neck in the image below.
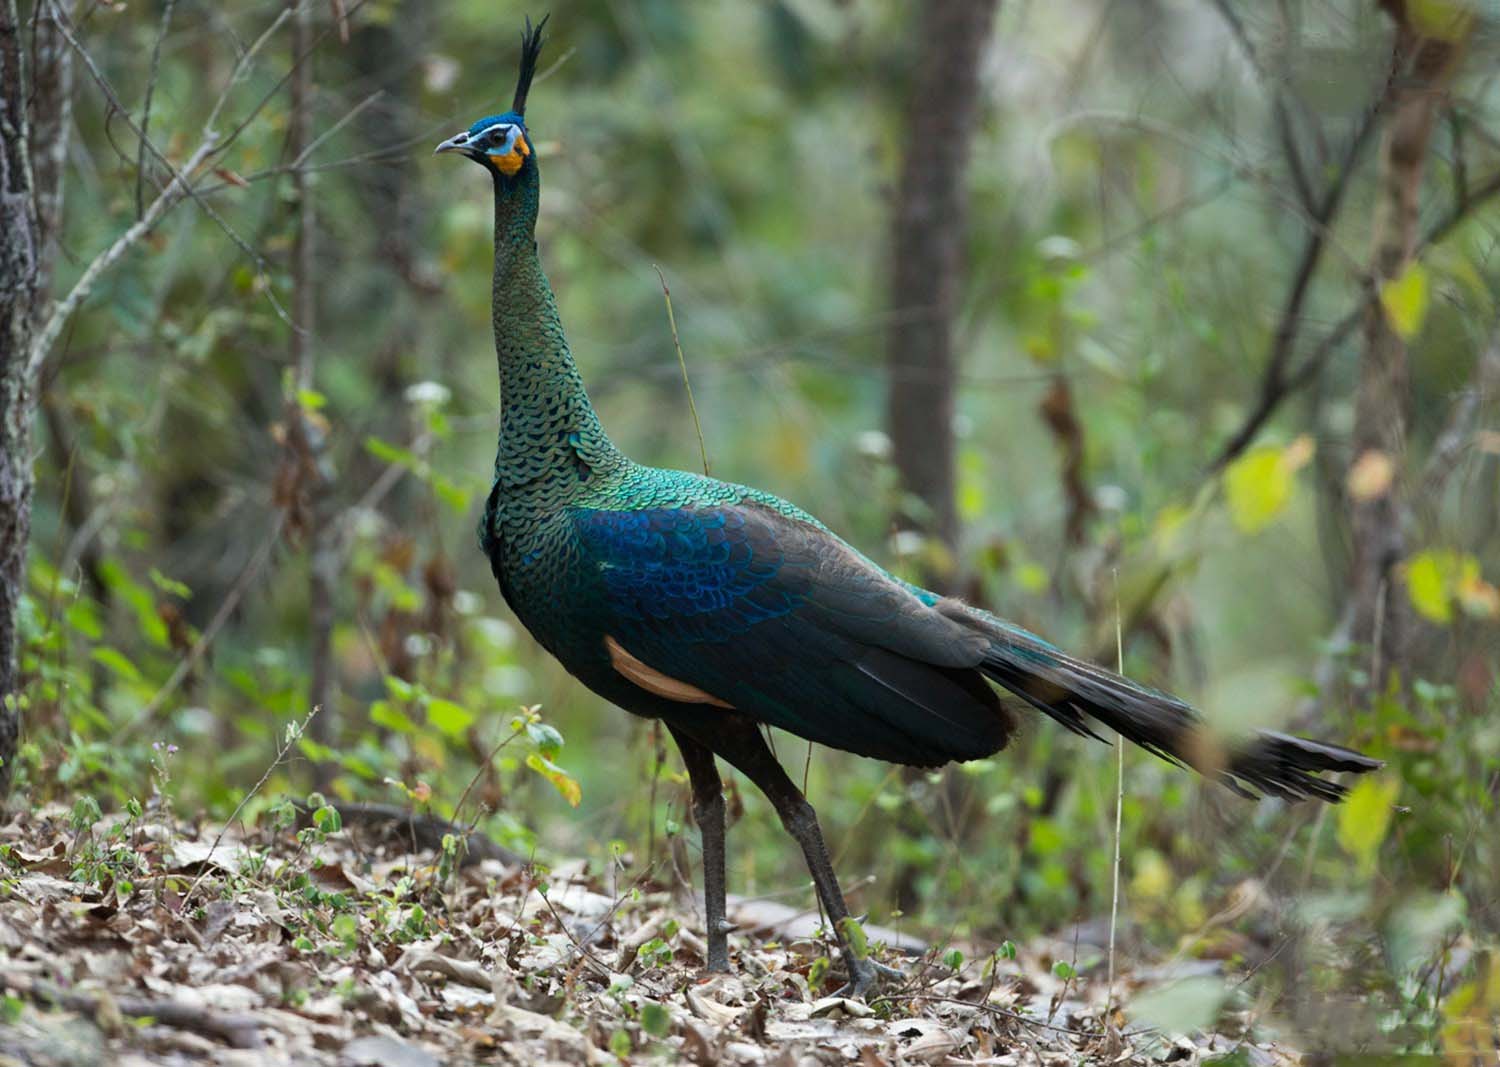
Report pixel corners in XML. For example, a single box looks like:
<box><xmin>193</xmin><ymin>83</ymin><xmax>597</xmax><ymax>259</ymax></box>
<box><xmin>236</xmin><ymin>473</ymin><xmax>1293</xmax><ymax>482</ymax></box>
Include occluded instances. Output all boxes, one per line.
<box><xmin>489</xmin><ymin>168</ymin><xmax>624</xmax><ymax>493</ymax></box>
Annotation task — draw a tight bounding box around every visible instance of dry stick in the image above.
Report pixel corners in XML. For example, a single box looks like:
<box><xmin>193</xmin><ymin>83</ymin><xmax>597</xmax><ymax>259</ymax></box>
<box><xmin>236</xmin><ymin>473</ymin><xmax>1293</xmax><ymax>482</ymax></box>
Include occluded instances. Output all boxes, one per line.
<box><xmin>133</xmin><ymin>0</ymin><xmax>177</xmax><ymax>219</ymax></box>
<box><xmin>120</xmin><ymin>514</ymin><xmax>286</xmax><ymax>740</ymax></box>
<box><xmin>27</xmin><ymin>137</ymin><xmax>216</xmax><ymax>376</ymax></box>
<box><xmin>654</xmin><ymin>265</ymin><xmax>709</xmax><ymax>477</ymax></box>
<box><xmin>1207</xmin><ymin>70</ymin><xmax>1390</xmax><ymax>474</ymax></box>
<box><xmin>1104</xmin><ymin>570</ymin><xmax>1125</xmax><ymax>1021</ymax></box>
<box><xmin>1205</xmin><ymin>0</ymin><xmax>1319</xmax><ymax>212</ymax></box>
<box><xmin>28</xmin><ymin>4</ymin><xmax>294</xmax><ymax>373</ymax></box>
<box><xmin>0</xmin><ymin>972</ymin><xmax>266</xmax><ymax>1049</ymax></box>
<box><xmin>907</xmin><ymin>992</ymin><xmax>1145</xmax><ymax>1041</ymax></box>
<box><xmin>296</xmin><ymin>800</ymin><xmax>523</xmax><ymax>867</ymax></box>
<box><xmin>47</xmin><ymin>3</ymin><xmax>295</xmax><ymax>330</ymax></box>
<box><xmin>1213</xmin><ymin>162</ymin><xmax>1500</xmax><ymax>476</ymax></box>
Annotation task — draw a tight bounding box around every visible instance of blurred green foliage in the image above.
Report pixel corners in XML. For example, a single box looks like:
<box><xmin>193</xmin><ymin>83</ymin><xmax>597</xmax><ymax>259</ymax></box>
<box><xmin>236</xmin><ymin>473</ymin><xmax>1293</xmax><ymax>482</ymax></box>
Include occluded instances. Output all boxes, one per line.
<box><xmin>10</xmin><ymin>0</ymin><xmax>1500</xmax><ymax>1054</ymax></box>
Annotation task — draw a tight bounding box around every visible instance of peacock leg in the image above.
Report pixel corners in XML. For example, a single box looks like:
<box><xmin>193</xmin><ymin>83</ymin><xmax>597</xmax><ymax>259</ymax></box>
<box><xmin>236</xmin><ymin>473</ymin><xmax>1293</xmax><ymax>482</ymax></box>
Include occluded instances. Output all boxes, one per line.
<box><xmin>705</xmin><ymin>719</ymin><xmax>879</xmax><ymax>996</ymax></box>
<box><xmin>668</xmin><ymin>726</ymin><xmax>730</xmax><ymax>973</ymax></box>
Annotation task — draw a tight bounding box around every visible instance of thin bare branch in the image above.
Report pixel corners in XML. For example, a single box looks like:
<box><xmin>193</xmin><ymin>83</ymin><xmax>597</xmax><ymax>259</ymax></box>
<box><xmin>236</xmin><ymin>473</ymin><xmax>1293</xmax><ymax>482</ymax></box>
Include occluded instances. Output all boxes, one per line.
<box><xmin>1267</xmin><ymin>166</ymin><xmax>1500</xmax><ymax>422</ymax></box>
<box><xmin>0</xmin><ymin>973</ymin><xmax>266</xmax><ymax>1050</ymax></box>
<box><xmin>48</xmin><ymin>4</ymin><xmax>293</xmax><ymax>331</ymax></box>
<box><xmin>1207</xmin><ymin>65</ymin><xmax>1393</xmax><ymax>473</ymax></box>
<box><xmin>133</xmin><ymin>0</ymin><xmax>176</xmax><ymax>219</ymax></box>
<box><xmin>27</xmin><ymin>135</ymin><xmax>217</xmax><ymax>377</ymax></box>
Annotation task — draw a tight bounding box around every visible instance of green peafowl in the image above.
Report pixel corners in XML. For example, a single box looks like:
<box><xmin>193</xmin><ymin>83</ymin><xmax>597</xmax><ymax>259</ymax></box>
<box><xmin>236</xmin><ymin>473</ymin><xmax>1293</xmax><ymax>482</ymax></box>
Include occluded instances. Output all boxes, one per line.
<box><xmin>436</xmin><ymin>18</ymin><xmax>1382</xmax><ymax>995</ymax></box>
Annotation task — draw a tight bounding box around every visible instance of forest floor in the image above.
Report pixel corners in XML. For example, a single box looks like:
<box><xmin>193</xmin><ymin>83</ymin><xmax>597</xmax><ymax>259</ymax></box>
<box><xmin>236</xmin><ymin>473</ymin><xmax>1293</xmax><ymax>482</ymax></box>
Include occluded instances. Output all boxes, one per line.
<box><xmin>0</xmin><ymin>804</ymin><xmax>1296</xmax><ymax>1066</ymax></box>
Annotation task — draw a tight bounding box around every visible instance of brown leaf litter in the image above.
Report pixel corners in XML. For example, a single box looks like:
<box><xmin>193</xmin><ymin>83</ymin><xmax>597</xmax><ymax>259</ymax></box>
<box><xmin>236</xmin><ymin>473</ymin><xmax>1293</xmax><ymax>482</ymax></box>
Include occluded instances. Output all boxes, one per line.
<box><xmin>0</xmin><ymin>804</ymin><xmax>1299</xmax><ymax>1066</ymax></box>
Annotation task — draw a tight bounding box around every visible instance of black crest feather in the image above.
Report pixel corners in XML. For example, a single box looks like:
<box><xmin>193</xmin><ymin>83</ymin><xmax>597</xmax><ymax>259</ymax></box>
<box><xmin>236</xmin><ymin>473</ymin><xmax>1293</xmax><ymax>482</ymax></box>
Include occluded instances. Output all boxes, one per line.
<box><xmin>513</xmin><ymin>14</ymin><xmax>550</xmax><ymax>117</ymax></box>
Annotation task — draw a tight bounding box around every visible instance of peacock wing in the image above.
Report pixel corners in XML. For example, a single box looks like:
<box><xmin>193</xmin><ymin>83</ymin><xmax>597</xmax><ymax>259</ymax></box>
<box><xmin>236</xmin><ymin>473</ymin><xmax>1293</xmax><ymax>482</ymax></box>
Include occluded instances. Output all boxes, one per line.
<box><xmin>569</xmin><ymin>502</ymin><xmax>1013</xmax><ymax>765</ymax></box>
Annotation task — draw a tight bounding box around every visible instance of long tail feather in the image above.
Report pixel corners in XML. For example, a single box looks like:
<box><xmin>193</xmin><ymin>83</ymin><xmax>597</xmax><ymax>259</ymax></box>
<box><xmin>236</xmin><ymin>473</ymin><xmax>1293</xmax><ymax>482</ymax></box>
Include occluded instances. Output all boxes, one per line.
<box><xmin>966</xmin><ymin>618</ymin><xmax>1382</xmax><ymax>802</ymax></box>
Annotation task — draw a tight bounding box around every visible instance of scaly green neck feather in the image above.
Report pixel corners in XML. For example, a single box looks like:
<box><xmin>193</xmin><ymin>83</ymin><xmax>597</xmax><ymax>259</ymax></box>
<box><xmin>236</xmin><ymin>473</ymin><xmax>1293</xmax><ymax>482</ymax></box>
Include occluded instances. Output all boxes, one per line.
<box><xmin>489</xmin><ymin>163</ymin><xmax>623</xmax><ymax>492</ymax></box>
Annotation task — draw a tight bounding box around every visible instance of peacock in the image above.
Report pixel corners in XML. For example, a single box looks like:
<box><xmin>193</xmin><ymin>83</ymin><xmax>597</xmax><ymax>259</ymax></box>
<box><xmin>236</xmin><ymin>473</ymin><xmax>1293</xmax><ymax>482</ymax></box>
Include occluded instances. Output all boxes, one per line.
<box><xmin>435</xmin><ymin>18</ymin><xmax>1382</xmax><ymax>995</ymax></box>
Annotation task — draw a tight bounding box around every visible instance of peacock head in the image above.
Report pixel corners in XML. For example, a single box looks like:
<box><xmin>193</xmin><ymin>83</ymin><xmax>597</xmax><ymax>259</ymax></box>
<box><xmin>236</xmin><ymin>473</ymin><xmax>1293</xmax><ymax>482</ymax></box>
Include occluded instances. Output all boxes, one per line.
<box><xmin>434</xmin><ymin>112</ymin><xmax>534</xmax><ymax>179</ymax></box>
<box><xmin>434</xmin><ymin>15</ymin><xmax>547</xmax><ymax>182</ymax></box>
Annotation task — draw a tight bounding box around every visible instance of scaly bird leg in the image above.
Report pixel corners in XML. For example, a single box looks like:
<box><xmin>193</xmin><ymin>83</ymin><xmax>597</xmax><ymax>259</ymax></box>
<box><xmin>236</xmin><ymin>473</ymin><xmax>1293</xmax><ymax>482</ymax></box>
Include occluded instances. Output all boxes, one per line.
<box><xmin>706</xmin><ymin>720</ymin><xmax>880</xmax><ymax>997</ymax></box>
<box><xmin>668</xmin><ymin>726</ymin><xmax>730</xmax><ymax>973</ymax></box>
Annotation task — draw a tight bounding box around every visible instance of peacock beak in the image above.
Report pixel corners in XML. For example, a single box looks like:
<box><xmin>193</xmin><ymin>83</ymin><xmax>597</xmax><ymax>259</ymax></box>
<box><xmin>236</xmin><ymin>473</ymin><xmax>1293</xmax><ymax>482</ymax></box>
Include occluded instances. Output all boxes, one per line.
<box><xmin>433</xmin><ymin>131</ymin><xmax>474</xmax><ymax>157</ymax></box>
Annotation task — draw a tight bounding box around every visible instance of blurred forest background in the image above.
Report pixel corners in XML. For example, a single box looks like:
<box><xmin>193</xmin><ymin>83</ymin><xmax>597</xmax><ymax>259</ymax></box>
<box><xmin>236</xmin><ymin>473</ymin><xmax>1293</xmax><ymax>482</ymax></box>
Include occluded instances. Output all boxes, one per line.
<box><xmin>3</xmin><ymin>0</ymin><xmax>1499</xmax><ymax>1055</ymax></box>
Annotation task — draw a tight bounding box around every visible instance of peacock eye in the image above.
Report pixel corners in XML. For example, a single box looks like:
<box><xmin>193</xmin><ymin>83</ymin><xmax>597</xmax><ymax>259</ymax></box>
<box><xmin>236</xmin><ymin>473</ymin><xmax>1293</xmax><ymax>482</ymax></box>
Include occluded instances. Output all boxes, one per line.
<box><xmin>489</xmin><ymin>127</ymin><xmax>510</xmax><ymax>146</ymax></box>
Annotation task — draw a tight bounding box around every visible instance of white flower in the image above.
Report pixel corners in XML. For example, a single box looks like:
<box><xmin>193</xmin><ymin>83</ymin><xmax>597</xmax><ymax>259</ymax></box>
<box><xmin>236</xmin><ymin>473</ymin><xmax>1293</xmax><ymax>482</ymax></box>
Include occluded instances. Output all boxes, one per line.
<box><xmin>854</xmin><ymin>430</ymin><xmax>892</xmax><ymax>460</ymax></box>
<box><xmin>405</xmin><ymin>381</ymin><xmax>451</xmax><ymax>408</ymax></box>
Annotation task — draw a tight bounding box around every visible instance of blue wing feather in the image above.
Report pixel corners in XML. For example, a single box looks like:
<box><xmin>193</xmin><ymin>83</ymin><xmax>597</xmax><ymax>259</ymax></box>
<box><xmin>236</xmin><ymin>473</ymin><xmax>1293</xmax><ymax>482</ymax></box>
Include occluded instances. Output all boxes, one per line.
<box><xmin>570</xmin><ymin>502</ymin><xmax>1014</xmax><ymax>765</ymax></box>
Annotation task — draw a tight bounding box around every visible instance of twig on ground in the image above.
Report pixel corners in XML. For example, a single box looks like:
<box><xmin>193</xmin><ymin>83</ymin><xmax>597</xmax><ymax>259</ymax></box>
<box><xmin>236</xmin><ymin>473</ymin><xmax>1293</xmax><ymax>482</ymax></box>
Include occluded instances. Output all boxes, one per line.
<box><xmin>296</xmin><ymin>800</ymin><xmax>524</xmax><ymax>868</ymax></box>
<box><xmin>0</xmin><ymin>972</ymin><xmax>267</xmax><ymax>1049</ymax></box>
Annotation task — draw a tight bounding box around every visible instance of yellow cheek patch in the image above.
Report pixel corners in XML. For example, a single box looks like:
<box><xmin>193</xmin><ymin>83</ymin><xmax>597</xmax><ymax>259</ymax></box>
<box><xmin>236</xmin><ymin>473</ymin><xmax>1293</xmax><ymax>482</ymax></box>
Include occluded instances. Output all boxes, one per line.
<box><xmin>489</xmin><ymin>148</ymin><xmax>524</xmax><ymax>175</ymax></box>
<box><xmin>489</xmin><ymin>135</ymin><xmax>531</xmax><ymax>176</ymax></box>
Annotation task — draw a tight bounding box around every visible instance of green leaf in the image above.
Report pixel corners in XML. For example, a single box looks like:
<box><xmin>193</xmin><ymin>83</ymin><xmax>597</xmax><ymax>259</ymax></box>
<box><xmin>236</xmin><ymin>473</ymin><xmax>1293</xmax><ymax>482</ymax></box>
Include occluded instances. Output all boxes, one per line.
<box><xmin>383</xmin><ymin>675</ymin><xmax>417</xmax><ymax>702</ymax></box>
<box><xmin>1129</xmin><ymin>976</ymin><xmax>1227</xmax><ymax>1036</ymax></box>
<box><xmin>526</xmin><ymin>721</ymin><xmax>564</xmax><ymax>758</ymax></box>
<box><xmin>1337</xmin><ymin>774</ymin><xmax>1400</xmax><ymax>876</ymax></box>
<box><xmin>3</xmin><ymin>993</ymin><xmax>25</xmax><ymax>1025</ymax></box>
<box><xmin>90</xmin><ymin>647</ymin><xmax>142</xmax><ymax>683</ymax></box>
<box><xmin>364</xmin><ymin>436</ymin><xmax>420</xmax><ymax>469</ymax></box>
<box><xmin>1223</xmin><ymin>437</ymin><xmax>1311</xmax><ymax>534</ymax></box>
<box><xmin>98</xmin><ymin>560</ymin><xmax>169</xmax><ymax>648</ymax></box>
<box><xmin>313</xmin><ymin>805</ymin><xmax>343</xmax><ymax>833</ymax></box>
<box><xmin>147</xmin><ymin>568</ymin><xmax>191</xmax><ymax>598</ymax></box>
<box><xmin>1379</xmin><ymin>263</ymin><xmax>1430</xmax><ymax>340</ymax></box>
<box><xmin>838</xmin><ymin>916</ymin><xmax>869</xmax><ymax>960</ymax></box>
<box><xmin>525</xmin><ymin>752</ymin><xmax>582</xmax><ymax>807</ymax></box>
<box><xmin>1405</xmin><ymin>548</ymin><xmax>1490</xmax><ymax>624</ymax></box>
<box><xmin>431</xmin><ymin>474</ymin><xmax>473</xmax><ymax>513</ymax></box>
<box><xmin>426</xmin><ymin>697</ymin><xmax>474</xmax><ymax>739</ymax></box>
<box><xmin>639</xmin><ymin>1001</ymin><xmax>671</xmax><ymax>1038</ymax></box>
<box><xmin>297</xmin><ymin>737</ymin><xmax>337</xmax><ymax>764</ymax></box>
<box><xmin>370</xmin><ymin>700</ymin><xmax>416</xmax><ymax>734</ymax></box>
<box><xmin>807</xmin><ymin>956</ymin><xmax>829</xmax><ymax>992</ymax></box>
<box><xmin>331</xmin><ymin>912</ymin><xmax>358</xmax><ymax>950</ymax></box>
<box><xmin>1407</xmin><ymin>550</ymin><xmax>1456</xmax><ymax>623</ymax></box>
<box><xmin>297</xmin><ymin>388</ymin><xmax>327</xmax><ymax>411</ymax></box>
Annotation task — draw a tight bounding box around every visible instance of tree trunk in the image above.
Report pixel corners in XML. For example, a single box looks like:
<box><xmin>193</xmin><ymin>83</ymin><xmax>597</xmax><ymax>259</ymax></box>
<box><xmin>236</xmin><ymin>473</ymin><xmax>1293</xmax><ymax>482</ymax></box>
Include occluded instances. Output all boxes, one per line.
<box><xmin>882</xmin><ymin>0</ymin><xmax>998</xmax><ymax>914</ymax></box>
<box><xmin>1</xmin><ymin>0</ymin><xmax>69</xmax><ymax>797</ymax></box>
<box><xmin>1348</xmin><ymin>2</ymin><xmax>1462</xmax><ymax>694</ymax></box>
<box><xmin>884</xmin><ymin>0</ymin><xmax>998</xmax><ymax>592</ymax></box>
